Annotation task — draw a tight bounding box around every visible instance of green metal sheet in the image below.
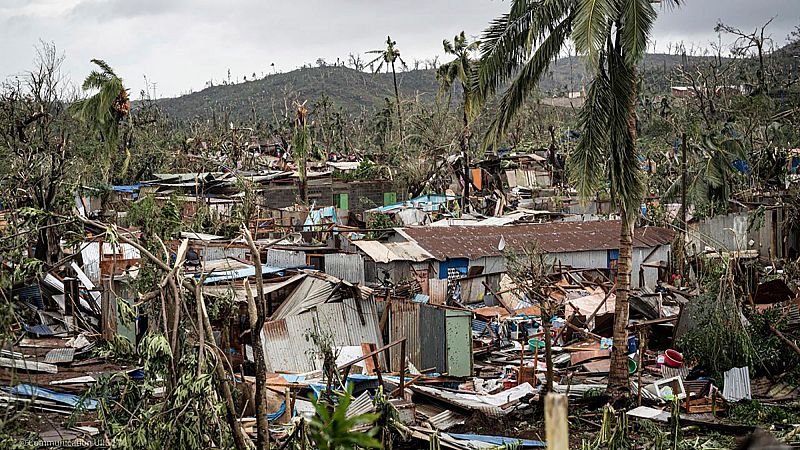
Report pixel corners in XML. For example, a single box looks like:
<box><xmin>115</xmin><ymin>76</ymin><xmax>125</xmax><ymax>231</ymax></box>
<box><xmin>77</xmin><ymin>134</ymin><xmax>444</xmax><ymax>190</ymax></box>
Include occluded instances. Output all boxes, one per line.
<box><xmin>445</xmin><ymin>310</ymin><xmax>473</xmax><ymax>377</ymax></box>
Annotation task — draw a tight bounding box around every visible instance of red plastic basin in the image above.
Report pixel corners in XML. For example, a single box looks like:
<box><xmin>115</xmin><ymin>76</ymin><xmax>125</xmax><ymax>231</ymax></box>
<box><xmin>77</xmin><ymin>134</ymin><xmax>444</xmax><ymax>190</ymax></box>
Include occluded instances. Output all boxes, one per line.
<box><xmin>664</xmin><ymin>349</ymin><xmax>684</xmax><ymax>368</ymax></box>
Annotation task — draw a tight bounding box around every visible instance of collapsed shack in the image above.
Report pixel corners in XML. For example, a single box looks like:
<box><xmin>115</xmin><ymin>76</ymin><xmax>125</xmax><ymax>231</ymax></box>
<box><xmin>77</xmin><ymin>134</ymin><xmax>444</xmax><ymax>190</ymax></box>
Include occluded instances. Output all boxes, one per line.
<box><xmin>5</xmin><ymin>187</ymin><xmax>800</xmax><ymax>449</ymax></box>
<box><xmin>259</xmin><ymin>272</ymin><xmax>383</xmax><ymax>373</ymax></box>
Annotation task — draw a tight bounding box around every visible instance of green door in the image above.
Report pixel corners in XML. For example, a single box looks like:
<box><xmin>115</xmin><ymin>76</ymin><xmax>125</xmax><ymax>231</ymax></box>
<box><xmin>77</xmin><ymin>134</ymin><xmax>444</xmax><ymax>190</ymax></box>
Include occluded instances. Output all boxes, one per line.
<box><xmin>337</xmin><ymin>193</ymin><xmax>349</xmax><ymax>210</ymax></box>
<box><xmin>383</xmin><ymin>192</ymin><xmax>397</xmax><ymax>206</ymax></box>
<box><xmin>445</xmin><ymin>310</ymin><xmax>473</xmax><ymax>377</ymax></box>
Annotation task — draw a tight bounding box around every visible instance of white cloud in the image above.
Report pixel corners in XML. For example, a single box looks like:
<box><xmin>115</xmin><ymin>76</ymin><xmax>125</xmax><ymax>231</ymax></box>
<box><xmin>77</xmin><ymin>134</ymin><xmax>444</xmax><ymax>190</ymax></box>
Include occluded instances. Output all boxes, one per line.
<box><xmin>1</xmin><ymin>0</ymin><xmax>798</xmax><ymax>98</ymax></box>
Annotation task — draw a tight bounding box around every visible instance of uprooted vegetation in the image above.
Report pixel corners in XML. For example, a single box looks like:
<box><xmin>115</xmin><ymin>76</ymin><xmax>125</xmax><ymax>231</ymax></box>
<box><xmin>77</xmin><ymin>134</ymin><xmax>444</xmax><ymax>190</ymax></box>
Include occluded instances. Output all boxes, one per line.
<box><xmin>1</xmin><ymin>6</ymin><xmax>800</xmax><ymax>450</ymax></box>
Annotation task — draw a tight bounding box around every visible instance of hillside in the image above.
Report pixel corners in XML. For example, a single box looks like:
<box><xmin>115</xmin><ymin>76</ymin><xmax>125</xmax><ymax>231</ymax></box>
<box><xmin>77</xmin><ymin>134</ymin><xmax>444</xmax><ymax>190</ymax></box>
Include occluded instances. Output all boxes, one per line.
<box><xmin>147</xmin><ymin>53</ymin><xmax>724</xmax><ymax>123</ymax></box>
<box><xmin>150</xmin><ymin>66</ymin><xmax>442</xmax><ymax>122</ymax></box>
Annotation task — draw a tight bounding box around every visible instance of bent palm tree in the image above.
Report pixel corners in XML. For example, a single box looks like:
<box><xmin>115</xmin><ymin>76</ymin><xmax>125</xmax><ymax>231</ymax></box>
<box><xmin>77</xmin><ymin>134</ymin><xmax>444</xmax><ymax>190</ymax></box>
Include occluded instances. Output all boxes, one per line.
<box><xmin>479</xmin><ymin>0</ymin><xmax>680</xmax><ymax>396</ymax></box>
<box><xmin>437</xmin><ymin>31</ymin><xmax>481</xmax><ymax>211</ymax></box>
<box><xmin>71</xmin><ymin>59</ymin><xmax>128</xmax><ymax>149</ymax></box>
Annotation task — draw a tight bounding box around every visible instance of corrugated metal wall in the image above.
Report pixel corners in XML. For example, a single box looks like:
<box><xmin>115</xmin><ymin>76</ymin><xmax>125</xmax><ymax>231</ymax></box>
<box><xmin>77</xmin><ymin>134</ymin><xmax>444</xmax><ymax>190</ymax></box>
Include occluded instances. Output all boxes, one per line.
<box><xmin>388</xmin><ymin>302</ymin><xmax>446</xmax><ymax>373</ymax></box>
<box><xmin>546</xmin><ymin>247</ymin><xmax>670</xmax><ymax>290</ymax></box>
<box><xmin>200</xmin><ymin>246</ymin><xmax>247</xmax><ymax>262</ymax></box>
<box><xmin>458</xmin><ymin>273</ymin><xmax>501</xmax><ymax>304</ymax></box>
<box><xmin>419</xmin><ymin>305</ymin><xmax>446</xmax><ymax>372</ymax></box>
<box><xmin>267</xmin><ymin>249</ymin><xmax>306</xmax><ymax>268</ymax></box>
<box><xmin>261</xmin><ymin>297</ymin><xmax>384</xmax><ymax>373</ymax></box>
<box><xmin>428</xmin><ymin>279</ymin><xmax>448</xmax><ymax>305</ymax></box>
<box><xmin>389</xmin><ymin>302</ymin><xmax>419</xmax><ymax>372</ymax></box>
<box><xmin>324</xmin><ymin>253</ymin><xmax>365</xmax><ymax>284</ymax></box>
<box><xmin>633</xmin><ymin>246</ymin><xmax>671</xmax><ymax>289</ymax></box>
<box><xmin>547</xmin><ymin>250</ymin><xmax>608</xmax><ymax>271</ymax></box>
<box><xmin>689</xmin><ymin>210</ymin><xmax>784</xmax><ymax>259</ymax></box>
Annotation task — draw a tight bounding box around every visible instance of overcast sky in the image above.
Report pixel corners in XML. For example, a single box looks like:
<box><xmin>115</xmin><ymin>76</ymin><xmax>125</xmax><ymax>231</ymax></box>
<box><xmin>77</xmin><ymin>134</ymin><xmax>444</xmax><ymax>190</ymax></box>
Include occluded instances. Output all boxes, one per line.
<box><xmin>1</xmin><ymin>0</ymin><xmax>798</xmax><ymax>98</ymax></box>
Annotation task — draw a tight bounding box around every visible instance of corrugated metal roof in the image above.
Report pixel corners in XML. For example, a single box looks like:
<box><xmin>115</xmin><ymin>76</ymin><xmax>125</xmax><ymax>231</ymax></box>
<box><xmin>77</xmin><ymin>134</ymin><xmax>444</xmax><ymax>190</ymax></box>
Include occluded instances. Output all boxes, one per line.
<box><xmin>411</xmin><ymin>383</ymin><xmax>536</xmax><ymax>418</ymax></box>
<box><xmin>324</xmin><ymin>254</ymin><xmax>365</xmax><ymax>284</ymax></box>
<box><xmin>723</xmin><ymin>366</ymin><xmax>751</xmax><ymax>402</ymax></box>
<box><xmin>385</xmin><ymin>242</ymin><xmax>435</xmax><ymax>262</ymax></box>
<box><xmin>345</xmin><ymin>391</ymin><xmax>375</xmax><ymax>418</ymax></box>
<box><xmin>272</xmin><ymin>277</ymin><xmax>340</xmax><ymax>320</ymax></box>
<box><xmin>267</xmin><ymin>249</ymin><xmax>307</xmax><ymax>269</ymax></box>
<box><xmin>352</xmin><ymin>240</ymin><xmax>434</xmax><ymax>263</ymax></box>
<box><xmin>262</xmin><ymin>297</ymin><xmax>383</xmax><ymax>373</ymax></box>
<box><xmin>428</xmin><ymin>410</ymin><xmax>466</xmax><ymax>431</ymax></box>
<box><xmin>203</xmin><ymin>273</ymin><xmax>307</xmax><ymax>302</ymax></box>
<box><xmin>201</xmin><ymin>264</ymin><xmax>286</xmax><ymax>284</ymax></box>
<box><xmin>261</xmin><ymin>316</ymin><xmax>318</xmax><ymax>373</ymax></box>
<box><xmin>401</xmin><ymin>221</ymin><xmax>675</xmax><ymax>260</ymax></box>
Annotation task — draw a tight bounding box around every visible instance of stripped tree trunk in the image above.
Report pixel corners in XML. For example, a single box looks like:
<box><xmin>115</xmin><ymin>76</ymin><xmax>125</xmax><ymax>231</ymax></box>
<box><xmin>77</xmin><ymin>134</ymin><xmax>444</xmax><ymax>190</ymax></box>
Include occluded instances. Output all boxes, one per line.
<box><xmin>608</xmin><ymin>217</ymin><xmax>633</xmax><ymax>395</ymax></box>
<box><xmin>542</xmin><ymin>312</ymin><xmax>554</xmax><ymax>393</ymax></box>
<box><xmin>391</xmin><ymin>60</ymin><xmax>403</xmax><ymax>139</ymax></box>
<box><xmin>461</xmin><ymin>108</ymin><xmax>471</xmax><ymax>212</ymax></box>
<box><xmin>608</xmin><ymin>52</ymin><xmax>640</xmax><ymax>397</ymax></box>
<box><xmin>197</xmin><ymin>286</ymin><xmax>252</xmax><ymax>450</ymax></box>
<box><xmin>243</xmin><ymin>229</ymin><xmax>270</xmax><ymax>450</ymax></box>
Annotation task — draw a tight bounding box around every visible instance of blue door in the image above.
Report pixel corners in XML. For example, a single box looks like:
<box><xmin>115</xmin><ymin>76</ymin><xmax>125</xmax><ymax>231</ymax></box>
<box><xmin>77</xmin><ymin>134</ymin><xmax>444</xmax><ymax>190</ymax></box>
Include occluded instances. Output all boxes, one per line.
<box><xmin>439</xmin><ymin>258</ymin><xmax>469</xmax><ymax>279</ymax></box>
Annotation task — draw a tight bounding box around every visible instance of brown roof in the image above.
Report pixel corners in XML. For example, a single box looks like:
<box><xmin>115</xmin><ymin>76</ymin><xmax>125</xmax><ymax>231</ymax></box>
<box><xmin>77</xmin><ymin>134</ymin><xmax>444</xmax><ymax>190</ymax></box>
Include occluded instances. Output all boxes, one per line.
<box><xmin>400</xmin><ymin>221</ymin><xmax>675</xmax><ymax>260</ymax></box>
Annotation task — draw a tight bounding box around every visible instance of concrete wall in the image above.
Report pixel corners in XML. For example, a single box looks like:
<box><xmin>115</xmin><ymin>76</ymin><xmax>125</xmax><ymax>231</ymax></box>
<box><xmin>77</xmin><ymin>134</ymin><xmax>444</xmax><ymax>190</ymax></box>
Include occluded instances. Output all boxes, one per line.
<box><xmin>261</xmin><ymin>179</ymin><xmax>399</xmax><ymax>213</ymax></box>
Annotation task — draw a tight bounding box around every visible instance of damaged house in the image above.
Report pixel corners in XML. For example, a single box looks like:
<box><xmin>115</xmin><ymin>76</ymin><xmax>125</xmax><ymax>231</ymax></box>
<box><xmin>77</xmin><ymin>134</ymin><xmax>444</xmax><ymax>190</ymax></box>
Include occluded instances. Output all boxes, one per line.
<box><xmin>384</xmin><ymin>221</ymin><xmax>675</xmax><ymax>299</ymax></box>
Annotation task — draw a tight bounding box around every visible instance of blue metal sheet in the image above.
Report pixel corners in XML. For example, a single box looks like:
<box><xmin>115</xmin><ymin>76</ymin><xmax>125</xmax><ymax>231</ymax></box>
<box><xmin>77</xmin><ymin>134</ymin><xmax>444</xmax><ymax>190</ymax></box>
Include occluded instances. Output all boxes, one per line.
<box><xmin>6</xmin><ymin>384</ymin><xmax>97</xmax><ymax>410</ymax></box>
<box><xmin>412</xmin><ymin>294</ymin><xmax>429</xmax><ymax>303</ymax></box>
<box><xmin>201</xmin><ymin>264</ymin><xmax>287</xmax><ymax>284</ymax></box>
<box><xmin>15</xmin><ymin>285</ymin><xmax>43</xmax><ymax>309</ymax></box>
<box><xmin>24</xmin><ymin>324</ymin><xmax>54</xmax><ymax>337</ymax></box>
<box><xmin>447</xmin><ymin>433</ymin><xmax>546</xmax><ymax>448</ymax></box>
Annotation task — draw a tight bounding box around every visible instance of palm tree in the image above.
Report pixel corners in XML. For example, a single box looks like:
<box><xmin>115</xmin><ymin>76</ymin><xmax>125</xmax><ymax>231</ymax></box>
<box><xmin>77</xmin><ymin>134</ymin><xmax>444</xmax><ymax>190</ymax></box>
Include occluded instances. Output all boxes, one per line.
<box><xmin>71</xmin><ymin>59</ymin><xmax>128</xmax><ymax>149</ymax></box>
<box><xmin>367</xmin><ymin>36</ymin><xmax>406</xmax><ymax>135</ymax></box>
<box><xmin>479</xmin><ymin>0</ymin><xmax>681</xmax><ymax>396</ymax></box>
<box><xmin>293</xmin><ymin>102</ymin><xmax>311</xmax><ymax>203</ymax></box>
<box><xmin>664</xmin><ymin>127</ymin><xmax>748</xmax><ymax>212</ymax></box>
<box><xmin>437</xmin><ymin>31</ymin><xmax>481</xmax><ymax>211</ymax></box>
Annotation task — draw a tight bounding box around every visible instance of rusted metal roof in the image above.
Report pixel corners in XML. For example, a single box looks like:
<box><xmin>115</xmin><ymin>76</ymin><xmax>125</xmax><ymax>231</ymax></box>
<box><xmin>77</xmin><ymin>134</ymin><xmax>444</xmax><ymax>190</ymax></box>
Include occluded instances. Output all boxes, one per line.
<box><xmin>401</xmin><ymin>221</ymin><xmax>674</xmax><ymax>260</ymax></box>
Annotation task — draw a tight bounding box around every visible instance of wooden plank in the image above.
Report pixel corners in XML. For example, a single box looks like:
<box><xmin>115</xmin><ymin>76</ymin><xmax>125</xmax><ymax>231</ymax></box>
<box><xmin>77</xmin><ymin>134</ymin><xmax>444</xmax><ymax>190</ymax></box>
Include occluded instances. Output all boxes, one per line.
<box><xmin>570</xmin><ymin>350</ymin><xmax>610</xmax><ymax>365</ymax></box>
<box><xmin>361</xmin><ymin>343</ymin><xmax>377</xmax><ymax>374</ymax></box>
<box><xmin>545</xmin><ymin>393</ymin><xmax>568</xmax><ymax>450</ymax></box>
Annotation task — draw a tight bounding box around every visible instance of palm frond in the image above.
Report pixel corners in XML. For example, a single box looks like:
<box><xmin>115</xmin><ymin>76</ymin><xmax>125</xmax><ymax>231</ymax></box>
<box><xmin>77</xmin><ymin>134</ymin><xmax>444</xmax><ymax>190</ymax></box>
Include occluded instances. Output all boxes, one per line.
<box><xmin>443</xmin><ymin>39</ymin><xmax>455</xmax><ymax>54</ymax></box>
<box><xmin>483</xmin><ymin>15</ymin><xmax>572</xmax><ymax>147</ymax></box>
<box><xmin>90</xmin><ymin>59</ymin><xmax>116</xmax><ymax>76</ymax></box>
<box><xmin>605</xmin><ymin>43</ymin><xmax>643</xmax><ymax>219</ymax></box>
<box><xmin>478</xmin><ymin>0</ymin><xmax>572</xmax><ymax>101</ymax></box>
<box><xmin>573</xmin><ymin>0</ymin><xmax>616</xmax><ymax>64</ymax></box>
<box><xmin>570</xmin><ymin>56</ymin><xmax>611</xmax><ymax>201</ymax></box>
<box><xmin>620</xmin><ymin>0</ymin><xmax>656</xmax><ymax>66</ymax></box>
<box><xmin>71</xmin><ymin>60</ymin><xmax>126</xmax><ymax>147</ymax></box>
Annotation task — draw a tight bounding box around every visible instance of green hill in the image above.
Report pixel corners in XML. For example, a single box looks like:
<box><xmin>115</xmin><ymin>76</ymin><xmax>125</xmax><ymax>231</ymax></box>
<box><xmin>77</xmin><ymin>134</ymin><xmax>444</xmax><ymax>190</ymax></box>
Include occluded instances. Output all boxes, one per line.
<box><xmin>149</xmin><ymin>65</ymin><xmax>442</xmax><ymax>123</ymax></box>
<box><xmin>144</xmin><ymin>53</ymin><xmax>741</xmax><ymax>123</ymax></box>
